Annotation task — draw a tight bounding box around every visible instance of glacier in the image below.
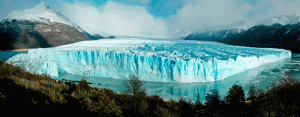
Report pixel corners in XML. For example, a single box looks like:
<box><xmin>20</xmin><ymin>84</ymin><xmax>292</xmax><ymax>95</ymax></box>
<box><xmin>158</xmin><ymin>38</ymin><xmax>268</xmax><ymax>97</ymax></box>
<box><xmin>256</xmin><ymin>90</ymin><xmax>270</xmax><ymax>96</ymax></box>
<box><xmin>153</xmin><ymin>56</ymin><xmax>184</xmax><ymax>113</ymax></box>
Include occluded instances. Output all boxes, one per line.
<box><xmin>6</xmin><ymin>38</ymin><xmax>292</xmax><ymax>82</ymax></box>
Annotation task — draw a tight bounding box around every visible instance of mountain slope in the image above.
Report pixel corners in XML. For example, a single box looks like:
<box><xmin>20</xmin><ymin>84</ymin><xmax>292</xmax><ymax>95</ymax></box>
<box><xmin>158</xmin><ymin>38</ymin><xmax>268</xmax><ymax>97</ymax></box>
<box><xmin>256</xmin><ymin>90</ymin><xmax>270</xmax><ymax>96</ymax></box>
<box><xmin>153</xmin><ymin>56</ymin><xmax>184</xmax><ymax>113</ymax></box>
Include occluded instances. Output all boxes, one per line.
<box><xmin>184</xmin><ymin>15</ymin><xmax>300</xmax><ymax>53</ymax></box>
<box><xmin>217</xmin><ymin>23</ymin><xmax>300</xmax><ymax>53</ymax></box>
<box><xmin>184</xmin><ymin>15</ymin><xmax>300</xmax><ymax>42</ymax></box>
<box><xmin>4</xmin><ymin>2</ymin><xmax>84</xmax><ymax>32</ymax></box>
<box><xmin>0</xmin><ymin>19</ymin><xmax>90</xmax><ymax>51</ymax></box>
<box><xmin>4</xmin><ymin>1</ymin><xmax>110</xmax><ymax>40</ymax></box>
<box><xmin>184</xmin><ymin>29</ymin><xmax>243</xmax><ymax>41</ymax></box>
<box><xmin>0</xmin><ymin>2</ymin><xmax>107</xmax><ymax>50</ymax></box>
<box><xmin>184</xmin><ymin>21</ymin><xmax>252</xmax><ymax>41</ymax></box>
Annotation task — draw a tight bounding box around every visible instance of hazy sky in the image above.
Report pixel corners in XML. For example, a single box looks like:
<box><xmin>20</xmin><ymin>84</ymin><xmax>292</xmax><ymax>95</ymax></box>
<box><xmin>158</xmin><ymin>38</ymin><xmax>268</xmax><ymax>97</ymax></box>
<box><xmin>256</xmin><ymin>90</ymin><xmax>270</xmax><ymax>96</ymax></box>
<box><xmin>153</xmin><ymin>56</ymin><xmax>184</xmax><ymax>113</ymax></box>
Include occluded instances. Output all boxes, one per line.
<box><xmin>1</xmin><ymin>0</ymin><xmax>300</xmax><ymax>38</ymax></box>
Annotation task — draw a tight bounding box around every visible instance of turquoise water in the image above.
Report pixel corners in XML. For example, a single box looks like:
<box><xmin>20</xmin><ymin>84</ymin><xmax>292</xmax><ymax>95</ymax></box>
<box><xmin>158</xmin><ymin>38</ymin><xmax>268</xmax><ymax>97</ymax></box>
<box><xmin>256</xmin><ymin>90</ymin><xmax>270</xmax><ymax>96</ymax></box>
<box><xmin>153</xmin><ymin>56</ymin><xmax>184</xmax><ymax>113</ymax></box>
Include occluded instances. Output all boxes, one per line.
<box><xmin>0</xmin><ymin>51</ymin><xmax>28</xmax><ymax>61</ymax></box>
<box><xmin>2</xmin><ymin>51</ymin><xmax>300</xmax><ymax>102</ymax></box>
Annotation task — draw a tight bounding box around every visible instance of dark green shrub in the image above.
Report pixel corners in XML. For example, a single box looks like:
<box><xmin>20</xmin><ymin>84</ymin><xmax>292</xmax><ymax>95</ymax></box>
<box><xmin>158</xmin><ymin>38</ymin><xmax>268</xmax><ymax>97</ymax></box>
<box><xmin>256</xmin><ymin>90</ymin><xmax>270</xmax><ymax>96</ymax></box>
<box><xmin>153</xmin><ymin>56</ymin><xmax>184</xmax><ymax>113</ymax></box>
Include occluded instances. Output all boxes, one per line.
<box><xmin>91</xmin><ymin>94</ymin><xmax>122</xmax><ymax>117</ymax></box>
<box><xmin>78</xmin><ymin>78</ymin><xmax>92</xmax><ymax>93</ymax></box>
<box><xmin>253</xmin><ymin>77</ymin><xmax>300</xmax><ymax>117</ymax></box>
<box><xmin>152</xmin><ymin>104</ymin><xmax>173</xmax><ymax>117</ymax></box>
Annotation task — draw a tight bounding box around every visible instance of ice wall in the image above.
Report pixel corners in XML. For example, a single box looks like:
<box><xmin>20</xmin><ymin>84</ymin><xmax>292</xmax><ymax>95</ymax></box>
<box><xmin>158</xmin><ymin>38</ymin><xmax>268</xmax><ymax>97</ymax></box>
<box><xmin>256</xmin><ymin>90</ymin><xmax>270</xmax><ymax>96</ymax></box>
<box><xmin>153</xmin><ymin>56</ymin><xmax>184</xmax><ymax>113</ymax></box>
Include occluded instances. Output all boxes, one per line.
<box><xmin>6</xmin><ymin>38</ymin><xmax>292</xmax><ymax>82</ymax></box>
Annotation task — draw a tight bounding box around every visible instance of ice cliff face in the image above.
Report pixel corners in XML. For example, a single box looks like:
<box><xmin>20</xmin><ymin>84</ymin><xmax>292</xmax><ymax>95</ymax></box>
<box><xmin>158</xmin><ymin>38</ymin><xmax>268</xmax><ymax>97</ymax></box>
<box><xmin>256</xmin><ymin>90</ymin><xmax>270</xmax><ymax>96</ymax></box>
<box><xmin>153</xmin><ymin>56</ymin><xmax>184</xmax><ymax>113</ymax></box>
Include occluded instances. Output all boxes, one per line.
<box><xmin>6</xmin><ymin>38</ymin><xmax>292</xmax><ymax>82</ymax></box>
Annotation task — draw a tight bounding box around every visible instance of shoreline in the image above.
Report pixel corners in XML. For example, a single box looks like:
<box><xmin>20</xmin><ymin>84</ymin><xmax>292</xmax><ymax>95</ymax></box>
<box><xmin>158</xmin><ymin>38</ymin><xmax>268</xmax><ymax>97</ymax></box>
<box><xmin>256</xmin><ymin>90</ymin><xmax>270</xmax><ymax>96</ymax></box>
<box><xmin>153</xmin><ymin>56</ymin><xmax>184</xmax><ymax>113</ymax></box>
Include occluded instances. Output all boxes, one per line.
<box><xmin>10</xmin><ymin>49</ymin><xmax>29</xmax><ymax>52</ymax></box>
<box><xmin>0</xmin><ymin>49</ymin><xmax>29</xmax><ymax>52</ymax></box>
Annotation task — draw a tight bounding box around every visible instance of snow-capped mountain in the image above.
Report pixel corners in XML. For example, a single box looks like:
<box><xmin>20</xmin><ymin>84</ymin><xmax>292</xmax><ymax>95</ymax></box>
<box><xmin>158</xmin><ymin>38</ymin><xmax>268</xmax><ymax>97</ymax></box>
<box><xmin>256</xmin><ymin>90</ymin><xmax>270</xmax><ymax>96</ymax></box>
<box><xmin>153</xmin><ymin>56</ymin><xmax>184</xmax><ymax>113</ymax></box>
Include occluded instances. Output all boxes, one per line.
<box><xmin>2</xmin><ymin>2</ymin><xmax>110</xmax><ymax>40</ymax></box>
<box><xmin>185</xmin><ymin>15</ymin><xmax>300</xmax><ymax>49</ymax></box>
<box><xmin>185</xmin><ymin>20</ymin><xmax>254</xmax><ymax>41</ymax></box>
<box><xmin>0</xmin><ymin>18</ymin><xmax>90</xmax><ymax>51</ymax></box>
<box><xmin>0</xmin><ymin>2</ymin><xmax>104</xmax><ymax>50</ymax></box>
<box><xmin>184</xmin><ymin>28</ymin><xmax>242</xmax><ymax>41</ymax></box>
<box><xmin>185</xmin><ymin>14</ymin><xmax>300</xmax><ymax>53</ymax></box>
<box><xmin>4</xmin><ymin>2</ymin><xmax>84</xmax><ymax>32</ymax></box>
<box><xmin>187</xmin><ymin>15</ymin><xmax>300</xmax><ymax>39</ymax></box>
<box><xmin>216</xmin><ymin>22</ymin><xmax>300</xmax><ymax>53</ymax></box>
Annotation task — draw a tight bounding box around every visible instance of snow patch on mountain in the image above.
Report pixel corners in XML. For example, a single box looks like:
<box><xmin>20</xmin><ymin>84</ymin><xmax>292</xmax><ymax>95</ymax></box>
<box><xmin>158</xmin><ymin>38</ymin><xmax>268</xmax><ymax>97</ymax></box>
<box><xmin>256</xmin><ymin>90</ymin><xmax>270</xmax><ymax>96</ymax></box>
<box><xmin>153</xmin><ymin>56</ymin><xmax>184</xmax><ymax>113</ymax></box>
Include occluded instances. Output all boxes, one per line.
<box><xmin>260</xmin><ymin>15</ymin><xmax>300</xmax><ymax>26</ymax></box>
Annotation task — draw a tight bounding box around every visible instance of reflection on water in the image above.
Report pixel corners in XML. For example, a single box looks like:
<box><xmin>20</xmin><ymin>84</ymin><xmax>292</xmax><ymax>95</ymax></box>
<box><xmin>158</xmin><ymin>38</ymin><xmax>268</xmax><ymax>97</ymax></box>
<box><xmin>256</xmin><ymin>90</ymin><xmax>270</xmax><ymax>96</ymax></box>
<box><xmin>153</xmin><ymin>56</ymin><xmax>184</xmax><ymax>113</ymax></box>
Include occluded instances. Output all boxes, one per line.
<box><xmin>56</xmin><ymin>54</ymin><xmax>300</xmax><ymax>102</ymax></box>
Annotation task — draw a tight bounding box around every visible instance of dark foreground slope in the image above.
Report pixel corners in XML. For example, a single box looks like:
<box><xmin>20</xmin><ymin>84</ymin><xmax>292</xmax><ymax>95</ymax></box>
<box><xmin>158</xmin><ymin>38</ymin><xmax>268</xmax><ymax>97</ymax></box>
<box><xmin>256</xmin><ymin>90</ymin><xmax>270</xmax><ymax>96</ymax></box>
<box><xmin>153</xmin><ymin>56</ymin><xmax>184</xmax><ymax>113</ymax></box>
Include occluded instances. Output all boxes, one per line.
<box><xmin>0</xmin><ymin>19</ymin><xmax>90</xmax><ymax>51</ymax></box>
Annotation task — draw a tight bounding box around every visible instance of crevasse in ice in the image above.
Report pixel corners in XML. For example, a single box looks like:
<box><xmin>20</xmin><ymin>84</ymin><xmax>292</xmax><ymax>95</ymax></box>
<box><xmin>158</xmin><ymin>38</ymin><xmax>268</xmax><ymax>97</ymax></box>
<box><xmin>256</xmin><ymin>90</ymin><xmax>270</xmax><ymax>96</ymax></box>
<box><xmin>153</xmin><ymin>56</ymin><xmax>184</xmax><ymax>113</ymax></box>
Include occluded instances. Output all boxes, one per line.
<box><xmin>6</xmin><ymin>38</ymin><xmax>292</xmax><ymax>82</ymax></box>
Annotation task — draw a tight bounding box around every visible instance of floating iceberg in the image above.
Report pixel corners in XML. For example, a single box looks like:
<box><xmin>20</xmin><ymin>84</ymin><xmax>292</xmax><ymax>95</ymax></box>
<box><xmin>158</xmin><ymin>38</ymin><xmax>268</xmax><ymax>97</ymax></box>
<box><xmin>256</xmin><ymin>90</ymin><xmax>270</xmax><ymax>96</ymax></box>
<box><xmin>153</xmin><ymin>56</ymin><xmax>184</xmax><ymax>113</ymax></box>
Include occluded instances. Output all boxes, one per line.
<box><xmin>6</xmin><ymin>38</ymin><xmax>291</xmax><ymax>82</ymax></box>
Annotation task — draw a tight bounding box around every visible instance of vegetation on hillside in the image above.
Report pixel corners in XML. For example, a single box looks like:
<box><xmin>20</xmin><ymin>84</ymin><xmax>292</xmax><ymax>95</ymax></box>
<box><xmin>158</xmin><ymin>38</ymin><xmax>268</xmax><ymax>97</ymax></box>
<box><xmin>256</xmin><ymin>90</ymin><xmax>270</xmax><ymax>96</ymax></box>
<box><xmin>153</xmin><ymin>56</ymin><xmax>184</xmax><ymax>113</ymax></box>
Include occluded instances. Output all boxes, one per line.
<box><xmin>1</xmin><ymin>60</ymin><xmax>300</xmax><ymax>116</ymax></box>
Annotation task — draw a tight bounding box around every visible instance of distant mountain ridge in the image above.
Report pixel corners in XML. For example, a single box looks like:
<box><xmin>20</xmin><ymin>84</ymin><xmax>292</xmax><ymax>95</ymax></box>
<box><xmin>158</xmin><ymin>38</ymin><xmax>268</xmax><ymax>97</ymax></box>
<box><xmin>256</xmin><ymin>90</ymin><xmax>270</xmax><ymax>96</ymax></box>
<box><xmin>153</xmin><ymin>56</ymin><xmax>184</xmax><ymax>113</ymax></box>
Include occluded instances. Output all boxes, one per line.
<box><xmin>184</xmin><ymin>15</ymin><xmax>300</xmax><ymax>53</ymax></box>
<box><xmin>185</xmin><ymin>28</ymin><xmax>242</xmax><ymax>41</ymax></box>
<box><xmin>185</xmin><ymin>15</ymin><xmax>300</xmax><ymax>41</ymax></box>
<box><xmin>217</xmin><ymin>23</ymin><xmax>300</xmax><ymax>53</ymax></box>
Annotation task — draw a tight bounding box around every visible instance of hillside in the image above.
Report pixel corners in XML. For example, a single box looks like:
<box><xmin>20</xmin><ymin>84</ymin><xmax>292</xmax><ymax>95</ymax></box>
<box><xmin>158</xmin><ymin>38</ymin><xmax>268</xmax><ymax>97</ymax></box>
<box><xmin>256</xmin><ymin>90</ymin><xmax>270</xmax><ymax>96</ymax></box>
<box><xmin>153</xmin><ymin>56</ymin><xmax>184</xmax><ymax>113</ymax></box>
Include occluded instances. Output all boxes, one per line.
<box><xmin>217</xmin><ymin>23</ymin><xmax>300</xmax><ymax>53</ymax></box>
<box><xmin>0</xmin><ymin>2</ymin><xmax>110</xmax><ymax>51</ymax></box>
<box><xmin>0</xmin><ymin>19</ymin><xmax>90</xmax><ymax>51</ymax></box>
<box><xmin>184</xmin><ymin>15</ymin><xmax>300</xmax><ymax>53</ymax></box>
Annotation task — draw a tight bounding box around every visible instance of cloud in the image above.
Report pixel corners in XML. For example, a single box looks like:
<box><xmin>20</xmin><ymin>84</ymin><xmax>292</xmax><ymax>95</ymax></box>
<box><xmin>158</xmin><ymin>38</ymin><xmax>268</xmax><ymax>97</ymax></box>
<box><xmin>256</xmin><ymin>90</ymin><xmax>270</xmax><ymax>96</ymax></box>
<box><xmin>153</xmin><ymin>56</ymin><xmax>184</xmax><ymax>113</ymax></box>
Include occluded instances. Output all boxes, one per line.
<box><xmin>0</xmin><ymin>0</ymin><xmax>41</xmax><ymax>20</ymax></box>
<box><xmin>60</xmin><ymin>1</ymin><xmax>169</xmax><ymax>38</ymax></box>
<box><xmin>164</xmin><ymin>0</ymin><xmax>300</xmax><ymax>38</ymax></box>
<box><xmin>61</xmin><ymin>0</ymin><xmax>254</xmax><ymax>39</ymax></box>
<box><xmin>165</xmin><ymin>0</ymin><xmax>253</xmax><ymax>37</ymax></box>
<box><xmin>247</xmin><ymin>0</ymin><xmax>300</xmax><ymax>23</ymax></box>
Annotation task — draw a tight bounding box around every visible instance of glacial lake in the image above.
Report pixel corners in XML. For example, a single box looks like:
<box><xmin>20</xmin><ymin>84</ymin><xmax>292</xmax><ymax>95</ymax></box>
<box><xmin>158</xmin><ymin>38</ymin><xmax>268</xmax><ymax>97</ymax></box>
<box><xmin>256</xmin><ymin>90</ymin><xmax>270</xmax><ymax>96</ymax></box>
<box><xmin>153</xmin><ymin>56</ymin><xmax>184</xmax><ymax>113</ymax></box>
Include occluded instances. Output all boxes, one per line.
<box><xmin>1</xmin><ymin>51</ymin><xmax>300</xmax><ymax>102</ymax></box>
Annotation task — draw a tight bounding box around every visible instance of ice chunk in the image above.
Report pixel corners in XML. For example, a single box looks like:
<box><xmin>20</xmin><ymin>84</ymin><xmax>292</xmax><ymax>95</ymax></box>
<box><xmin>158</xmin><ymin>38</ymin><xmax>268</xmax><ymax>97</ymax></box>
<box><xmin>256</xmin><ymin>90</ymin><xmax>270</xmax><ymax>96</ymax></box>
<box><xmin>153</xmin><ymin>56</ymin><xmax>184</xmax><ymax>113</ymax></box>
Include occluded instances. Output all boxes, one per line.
<box><xmin>6</xmin><ymin>38</ymin><xmax>292</xmax><ymax>82</ymax></box>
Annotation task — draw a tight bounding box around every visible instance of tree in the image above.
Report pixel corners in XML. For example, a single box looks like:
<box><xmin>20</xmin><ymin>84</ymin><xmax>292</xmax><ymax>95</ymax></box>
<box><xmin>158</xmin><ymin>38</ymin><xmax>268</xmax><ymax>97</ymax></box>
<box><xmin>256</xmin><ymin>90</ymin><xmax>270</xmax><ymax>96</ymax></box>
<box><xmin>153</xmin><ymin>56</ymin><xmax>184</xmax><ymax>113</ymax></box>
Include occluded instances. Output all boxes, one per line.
<box><xmin>78</xmin><ymin>78</ymin><xmax>92</xmax><ymax>93</ymax></box>
<box><xmin>123</xmin><ymin>75</ymin><xmax>146</xmax><ymax>114</ymax></box>
<box><xmin>224</xmin><ymin>83</ymin><xmax>246</xmax><ymax>116</ymax></box>
<box><xmin>205</xmin><ymin>89</ymin><xmax>222</xmax><ymax>107</ymax></box>
<box><xmin>225</xmin><ymin>83</ymin><xmax>245</xmax><ymax>105</ymax></box>
<box><xmin>205</xmin><ymin>89</ymin><xmax>223</xmax><ymax>116</ymax></box>
<box><xmin>247</xmin><ymin>85</ymin><xmax>256</xmax><ymax>100</ymax></box>
<box><xmin>124</xmin><ymin>75</ymin><xmax>145</xmax><ymax>95</ymax></box>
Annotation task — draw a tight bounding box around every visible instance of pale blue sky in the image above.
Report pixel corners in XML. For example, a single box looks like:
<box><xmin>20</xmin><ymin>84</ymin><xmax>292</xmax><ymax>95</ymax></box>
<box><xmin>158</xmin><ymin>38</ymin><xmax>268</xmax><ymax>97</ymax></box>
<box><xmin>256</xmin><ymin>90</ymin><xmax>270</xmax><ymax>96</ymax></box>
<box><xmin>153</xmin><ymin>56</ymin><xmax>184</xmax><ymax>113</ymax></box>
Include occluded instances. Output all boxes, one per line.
<box><xmin>1</xmin><ymin>0</ymin><xmax>300</xmax><ymax>38</ymax></box>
